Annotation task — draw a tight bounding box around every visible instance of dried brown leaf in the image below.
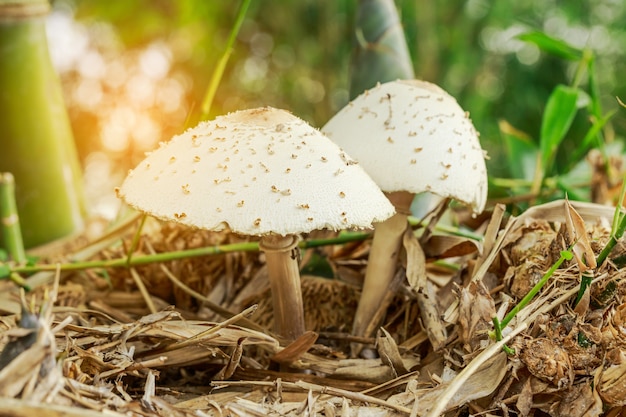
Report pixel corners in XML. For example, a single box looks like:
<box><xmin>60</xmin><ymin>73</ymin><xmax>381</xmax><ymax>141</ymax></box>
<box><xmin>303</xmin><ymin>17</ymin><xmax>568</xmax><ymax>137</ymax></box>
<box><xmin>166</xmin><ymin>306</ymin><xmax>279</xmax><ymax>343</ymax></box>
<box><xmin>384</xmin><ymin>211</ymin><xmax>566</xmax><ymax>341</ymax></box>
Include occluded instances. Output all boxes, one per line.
<box><xmin>0</xmin><ymin>397</ymin><xmax>129</xmax><ymax>417</ymax></box>
<box><xmin>422</xmin><ymin>235</ymin><xmax>481</xmax><ymax>259</ymax></box>
<box><xmin>564</xmin><ymin>198</ymin><xmax>597</xmax><ymax>272</ymax></box>
<box><xmin>376</xmin><ymin>328</ymin><xmax>409</xmax><ymax>377</ymax></box>
<box><xmin>516</xmin><ymin>376</ymin><xmax>534</xmax><ymax>417</ymax></box>
<box><xmin>0</xmin><ymin>344</ymin><xmax>48</xmax><ymax>397</ymax></box>
<box><xmin>598</xmin><ymin>350</ymin><xmax>626</xmax><ymax>406</ymax></box>
<box><xmin>271</xmin><ymin>331</ymin><xmax>318</xmax><ymax>364</ymax></box>
<box><xmin>390</xmin><ymin>352</ymin><xmax>508</xmax><ymax>416</ymax></box>
<box><xmin>403</xmin><ymin>227</ymin><xmax>426</xmax><ymax>291</ymax></box>
<box><xmin>554</xmin><ymin>382</ymin><xmax>603</xmax><ymax>417</ymax></box>
<box><xmin>457</xmin><ymin>281</ymin><xmax>496</xmax><ymax>352</ymax></box>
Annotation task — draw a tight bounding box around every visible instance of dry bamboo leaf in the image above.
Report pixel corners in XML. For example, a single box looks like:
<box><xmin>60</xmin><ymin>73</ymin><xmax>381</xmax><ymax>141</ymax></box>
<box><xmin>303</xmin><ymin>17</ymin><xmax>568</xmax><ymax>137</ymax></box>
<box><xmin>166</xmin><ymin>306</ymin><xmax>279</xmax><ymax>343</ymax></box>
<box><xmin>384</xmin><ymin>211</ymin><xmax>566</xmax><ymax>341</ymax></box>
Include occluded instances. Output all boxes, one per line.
<box><xmin>516</xmin><ymin>376</ymin><xmax>534</xmax><ymax>417</ymax></box>
<box><xmin>554</xmin><ymin>382</ymin><xmax>603</xmax><ymax>417</ymax></box>
<box><xmin>376</xmin><ymin>328</ymin><xmax>409</xmax><ymax>376</ymax></box>
<box><xmin>564</xmin><ymin>198</ymin><xmax>597</xmax><ymax>271</ymax></box>
<box><xmin>422</xmin><ymin>234</ymin><xmax>481</xmax><ymax>259</ymax></box>
<box><xmin>65</xmin><ymin>317</ymin><xmax>278</xmax><ymax>349</ymax></box>
<box><xmin>271</xmin><ymin>331</ymin><xmax>318</xmax><ymax>364</ymax></box>
<box><xmin>416</xmin><ymin>281</ymin><xmax>447</xmax><ymax>351</ymax></box>
<box><xmin>457</xmin><ymin>281</ymin><xmax>496</xmax><ymax>352</ymax></box>
<box><xmin>328</xmin><ymin>356</ymin><xmax>419</xmax><ymax>384</ymax></box>
<box><xmin>503</xmin><ymin>200</ymin><xmax>617</xmax><ymax>250</ymax></box>
<box><xmin>598</xmin><ymin>350</ymin><xmax>626</xmax><ymax>406</ymax></box>
<box><xmin>403</xmin><ymin>227</ymin><xmax>447</xmax><ymax>350</ymax></box>
<box><xmin>390</xmin><ymin>352</ymin><xmax>508</xmax><ymax>416</ymax></box>
<box><xmin>0</xmin><ymin>344</ymin><xmax>48</xmax><ymax>397</ymax></box>
<box><xmin>436</xmin><ymin>353</ymin><xmax>507</xmax><ymax>414</ymax></box>
<box><xmin>0</xmin><ymin>397</ymin><xmax>129</xmax><ymax>417</ymax></box>
<box><xmin>474</xmin><ymin>203</ymin><xmax>506</xmax><ymax>272</ymax></box>
<box><xmin>403</xmin><ymin>227</ymin><xmax>426</xmax><ymax>291</ymax></box>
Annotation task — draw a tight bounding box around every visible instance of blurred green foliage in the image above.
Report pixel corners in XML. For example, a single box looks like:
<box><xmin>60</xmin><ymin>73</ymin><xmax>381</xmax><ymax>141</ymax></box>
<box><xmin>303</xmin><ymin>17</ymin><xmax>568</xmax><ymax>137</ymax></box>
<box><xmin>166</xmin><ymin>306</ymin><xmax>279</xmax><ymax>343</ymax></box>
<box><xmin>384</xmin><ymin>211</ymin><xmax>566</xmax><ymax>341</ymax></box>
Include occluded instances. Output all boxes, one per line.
<box><xmin>53</xmin><ymin>0</ymin><xmax>626</xmax><ymax>195</ymax></box>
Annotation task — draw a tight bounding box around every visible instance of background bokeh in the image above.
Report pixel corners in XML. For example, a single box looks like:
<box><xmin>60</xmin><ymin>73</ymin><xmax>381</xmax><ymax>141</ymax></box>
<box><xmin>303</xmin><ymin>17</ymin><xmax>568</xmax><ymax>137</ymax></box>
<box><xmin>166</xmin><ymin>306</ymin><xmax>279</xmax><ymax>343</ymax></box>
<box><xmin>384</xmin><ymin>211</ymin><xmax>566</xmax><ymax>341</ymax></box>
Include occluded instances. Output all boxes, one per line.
<box><xmin>45</xmin><ymin>0</ymin><xmax>626</xmax><ymax>217</ymax></box>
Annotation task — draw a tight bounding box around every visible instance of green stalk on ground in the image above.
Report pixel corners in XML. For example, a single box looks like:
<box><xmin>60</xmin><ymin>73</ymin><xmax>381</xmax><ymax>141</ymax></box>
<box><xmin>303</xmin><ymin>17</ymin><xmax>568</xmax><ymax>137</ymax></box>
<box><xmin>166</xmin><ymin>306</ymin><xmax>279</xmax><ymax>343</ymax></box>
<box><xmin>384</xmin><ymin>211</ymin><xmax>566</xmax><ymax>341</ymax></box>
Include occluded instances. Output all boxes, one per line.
<box><xmin>2</xmin><ymin>218</ymin><xmax>480</xmax><ymax>287</ymax></box>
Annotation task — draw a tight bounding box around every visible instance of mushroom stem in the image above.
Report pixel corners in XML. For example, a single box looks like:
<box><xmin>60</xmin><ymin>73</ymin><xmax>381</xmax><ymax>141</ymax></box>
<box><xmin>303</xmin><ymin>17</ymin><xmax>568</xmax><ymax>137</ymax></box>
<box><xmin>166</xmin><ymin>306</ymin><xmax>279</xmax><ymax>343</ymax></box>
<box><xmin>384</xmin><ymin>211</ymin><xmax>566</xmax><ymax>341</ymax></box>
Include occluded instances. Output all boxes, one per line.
<box><xmin>352</xmin><ymin>191</ymin><xmax>414</xmax><ymax>339</ymax></box>
<box><xmin>259</xmin><ymin>234</ymin><xmax>306</xmax><ymax>341</ymax></box>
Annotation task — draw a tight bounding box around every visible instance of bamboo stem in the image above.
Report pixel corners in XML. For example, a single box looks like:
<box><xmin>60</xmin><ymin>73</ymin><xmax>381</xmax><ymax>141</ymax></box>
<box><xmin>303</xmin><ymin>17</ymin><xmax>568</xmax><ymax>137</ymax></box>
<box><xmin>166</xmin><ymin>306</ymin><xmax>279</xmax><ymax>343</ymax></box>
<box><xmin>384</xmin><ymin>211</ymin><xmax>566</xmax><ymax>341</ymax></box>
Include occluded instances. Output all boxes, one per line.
<box><xmin>0</xmin><ymin>173</ymin><xmax>26</xmax><ymax>263</ymax></box>
<box><xmin>259</xmin><ymin>234</ymin><xmax>305</xmax><ymax>341</ymax></box>
<box><xmin>0</xmin><ymin>1</ymin><xmax>85</xmax><ymax>248</ymax></box>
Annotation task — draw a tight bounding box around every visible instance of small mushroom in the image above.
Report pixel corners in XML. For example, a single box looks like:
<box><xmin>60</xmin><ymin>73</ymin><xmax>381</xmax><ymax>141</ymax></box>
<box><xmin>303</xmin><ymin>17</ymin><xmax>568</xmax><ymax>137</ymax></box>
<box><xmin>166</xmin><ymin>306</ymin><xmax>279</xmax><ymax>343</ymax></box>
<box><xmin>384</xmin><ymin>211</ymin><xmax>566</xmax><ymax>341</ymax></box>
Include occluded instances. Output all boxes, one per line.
<box><xmin>322</xmin><ymin>80</ymin><xmax>488</xmax><ymax>340</ymax></box>
<box><xmin>118</xmin><ymin>106</ymin><xmax>395</xmax><ymax>341</ymax></box>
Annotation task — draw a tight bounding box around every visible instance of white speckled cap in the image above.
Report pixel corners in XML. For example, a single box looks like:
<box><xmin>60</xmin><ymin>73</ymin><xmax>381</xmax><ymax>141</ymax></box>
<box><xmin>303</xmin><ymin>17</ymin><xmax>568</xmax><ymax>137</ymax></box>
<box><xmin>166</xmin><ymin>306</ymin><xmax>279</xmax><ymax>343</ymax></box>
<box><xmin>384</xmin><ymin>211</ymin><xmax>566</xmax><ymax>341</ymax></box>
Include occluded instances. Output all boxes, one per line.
<box><xmin>117</xmin><ymin>107</ymin><xmax>395</xmax><ymax>236</ymax></box>
<box><xmin>322</xmin><ymin>80</ymin><xmax>488</xmax><ymax>213</ymax></box>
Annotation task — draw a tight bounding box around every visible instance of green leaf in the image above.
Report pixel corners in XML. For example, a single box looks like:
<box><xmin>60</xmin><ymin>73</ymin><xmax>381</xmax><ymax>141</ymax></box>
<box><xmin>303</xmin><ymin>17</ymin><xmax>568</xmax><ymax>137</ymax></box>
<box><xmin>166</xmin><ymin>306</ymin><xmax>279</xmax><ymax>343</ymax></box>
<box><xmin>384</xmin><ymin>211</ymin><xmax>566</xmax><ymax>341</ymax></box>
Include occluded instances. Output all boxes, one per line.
<box><xmin>540</xmin><ymin>84</ymin><xmax>580</xmax><ymax>175</ymax></box>
<box><xmin>0</xmin><ymin>263</ymin><xmax>10</xmax><ymax>279</ymax></box>
<box><xmin>300</xmin><ymin>251</ymin><xmax>335</xmax><ymax>278</ymax></box>
<box><xmin>499</xmin><ymin>120</ymin><xmax>538</xmax><ymax>181</ymax></box>
<box><xmin>569</xmin><ymin>109</ymin><xmax>616</xmax><ymax>167</ymax></box>
<box><xmin>518</xmin><ymin>31</ymin><xmax>583</xmax><ymax>61</ymax></box>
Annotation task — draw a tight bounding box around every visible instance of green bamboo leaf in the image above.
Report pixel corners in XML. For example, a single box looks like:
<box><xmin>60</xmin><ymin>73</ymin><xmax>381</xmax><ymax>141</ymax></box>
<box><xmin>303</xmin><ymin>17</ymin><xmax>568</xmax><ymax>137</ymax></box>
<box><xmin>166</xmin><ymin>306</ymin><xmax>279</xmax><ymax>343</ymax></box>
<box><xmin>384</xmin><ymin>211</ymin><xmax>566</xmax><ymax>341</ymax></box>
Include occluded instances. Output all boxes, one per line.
<box><xmin>349</xmin><ymin>0</ymin><xmax>415</xmax><ymax>99</ymax></box>
<box><xmin>499</xmin><ymin>120</ymin><xmax>538</xmax><ymax>181</ymax></box>
<box><xmin>540</xmin><ymin>84</ymin><xmax>580</xmax><ymax>175</ymax></box>
<box><xmin>569</xmin><ymin>110</ymin><xmax>616</xmax><ymax>167</ymax></box>
<box><xmin>518</xmin><ymin>31</ymin><xmax>583</xmax><ymax>61</ymax></box>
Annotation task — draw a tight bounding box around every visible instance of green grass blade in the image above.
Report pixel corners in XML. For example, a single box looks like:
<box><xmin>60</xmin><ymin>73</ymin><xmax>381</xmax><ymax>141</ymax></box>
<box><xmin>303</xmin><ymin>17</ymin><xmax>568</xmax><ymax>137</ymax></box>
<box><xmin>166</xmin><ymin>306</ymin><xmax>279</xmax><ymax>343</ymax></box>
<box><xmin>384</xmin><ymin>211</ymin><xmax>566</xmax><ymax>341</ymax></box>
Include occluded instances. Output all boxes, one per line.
<box><xmin>200</xmin><ymin>0</ymin><xmax>252</xmax><ymax>120</ymax></box>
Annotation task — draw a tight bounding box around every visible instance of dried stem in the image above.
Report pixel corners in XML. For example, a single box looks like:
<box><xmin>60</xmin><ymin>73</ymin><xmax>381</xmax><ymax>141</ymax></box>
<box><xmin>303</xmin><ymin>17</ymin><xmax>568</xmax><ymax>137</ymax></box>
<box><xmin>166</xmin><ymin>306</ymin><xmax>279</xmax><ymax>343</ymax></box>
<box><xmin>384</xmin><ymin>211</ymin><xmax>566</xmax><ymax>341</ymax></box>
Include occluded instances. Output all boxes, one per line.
<box><xmin>352</xmin><ymin>191</ymin><xmax>414</xmax><ymax>339</ymax></box>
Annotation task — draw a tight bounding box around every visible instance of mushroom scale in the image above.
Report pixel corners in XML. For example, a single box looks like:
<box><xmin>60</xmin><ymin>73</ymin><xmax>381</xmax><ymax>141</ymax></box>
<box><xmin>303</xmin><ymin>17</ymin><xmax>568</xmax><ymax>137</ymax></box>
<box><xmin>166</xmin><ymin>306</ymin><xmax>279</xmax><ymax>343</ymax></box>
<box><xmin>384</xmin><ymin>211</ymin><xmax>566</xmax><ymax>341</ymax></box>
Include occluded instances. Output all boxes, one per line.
<box><xmin>118</xmin><ymin>107</ymin><xmax>395</xmax><ymax>236</ymax></box>
<box><xmin>322</xmin><ymin>80</ymin><xmax>488</xmax><ymax>213</ymax></box>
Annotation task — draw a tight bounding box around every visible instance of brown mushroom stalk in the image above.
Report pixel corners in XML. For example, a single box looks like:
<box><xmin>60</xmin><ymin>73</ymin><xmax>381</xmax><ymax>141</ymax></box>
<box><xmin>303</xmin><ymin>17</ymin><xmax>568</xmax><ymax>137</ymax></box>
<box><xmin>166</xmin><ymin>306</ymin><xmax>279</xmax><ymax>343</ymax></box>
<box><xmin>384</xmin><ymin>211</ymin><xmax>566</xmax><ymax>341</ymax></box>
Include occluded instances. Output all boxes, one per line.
<box><xmin>352</xmin><ymin>191</ymin><xmax>413</xmax><ymax>338</ymax></box>
<box><xmin>259</xmin><ymin>234</ymin><xmax>305</xmax><ymax>341</ymax></box>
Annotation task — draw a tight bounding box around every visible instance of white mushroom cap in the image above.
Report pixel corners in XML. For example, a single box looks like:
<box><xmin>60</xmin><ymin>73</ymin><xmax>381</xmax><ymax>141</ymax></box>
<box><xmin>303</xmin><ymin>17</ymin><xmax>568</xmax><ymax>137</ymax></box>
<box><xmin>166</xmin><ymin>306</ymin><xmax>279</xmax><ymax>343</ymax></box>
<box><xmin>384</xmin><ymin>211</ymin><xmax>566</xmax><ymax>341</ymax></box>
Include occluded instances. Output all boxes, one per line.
<box><xmin>117</xmin><ymin>107</ymin><xmax>395</xmax><ymax>236</ymax></box>
<box><xmin>322</xmin><ymin>80</ymin><xmax>488</xmax><ymax>213</ymax></box>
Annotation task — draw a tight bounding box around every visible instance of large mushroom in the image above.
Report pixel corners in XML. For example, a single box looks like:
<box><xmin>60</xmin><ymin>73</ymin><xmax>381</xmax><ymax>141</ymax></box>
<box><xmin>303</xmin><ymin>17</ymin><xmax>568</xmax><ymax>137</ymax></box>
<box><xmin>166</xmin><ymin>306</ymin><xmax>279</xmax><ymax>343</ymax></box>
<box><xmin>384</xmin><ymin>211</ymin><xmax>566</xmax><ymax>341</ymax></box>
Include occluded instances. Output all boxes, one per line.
<box><xmin>117</xmin><ymin>107</ymin><xmax>395</xmax><ymax>341</ymax></box>
<box><xmin>322</xmin><ymin>80</ymin><xmax>488</xmax><ymax>340</ymax></box>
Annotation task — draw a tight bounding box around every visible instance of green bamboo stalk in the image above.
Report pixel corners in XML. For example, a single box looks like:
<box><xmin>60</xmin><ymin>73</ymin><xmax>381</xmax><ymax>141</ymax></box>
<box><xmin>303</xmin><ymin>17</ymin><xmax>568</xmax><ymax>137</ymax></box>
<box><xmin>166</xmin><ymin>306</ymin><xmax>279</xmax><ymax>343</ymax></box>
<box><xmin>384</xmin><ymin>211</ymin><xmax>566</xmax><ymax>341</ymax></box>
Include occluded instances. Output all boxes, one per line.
<box><xmin>0</xmin><ymin>0</ymin><xmax>85</xmax><ymax>248</ymax></box>
<box><xmin>12</xmin><ymin>233</ymin><xmax>373</xmax><ymax>276</ymax></box>
<box><xmin>0</xmin><ymin>173</ymin><xmax>26</xmax><ymax>263</ymax></box>
<box><xmin>349</xmin><ymin>0</ymin><xmax>415</xmax><ymax>99</ymax></box>
<box><xmin>3</xmin><ymin>219</ymin><xmax>482</xmax><ymax>281</ymax></box>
